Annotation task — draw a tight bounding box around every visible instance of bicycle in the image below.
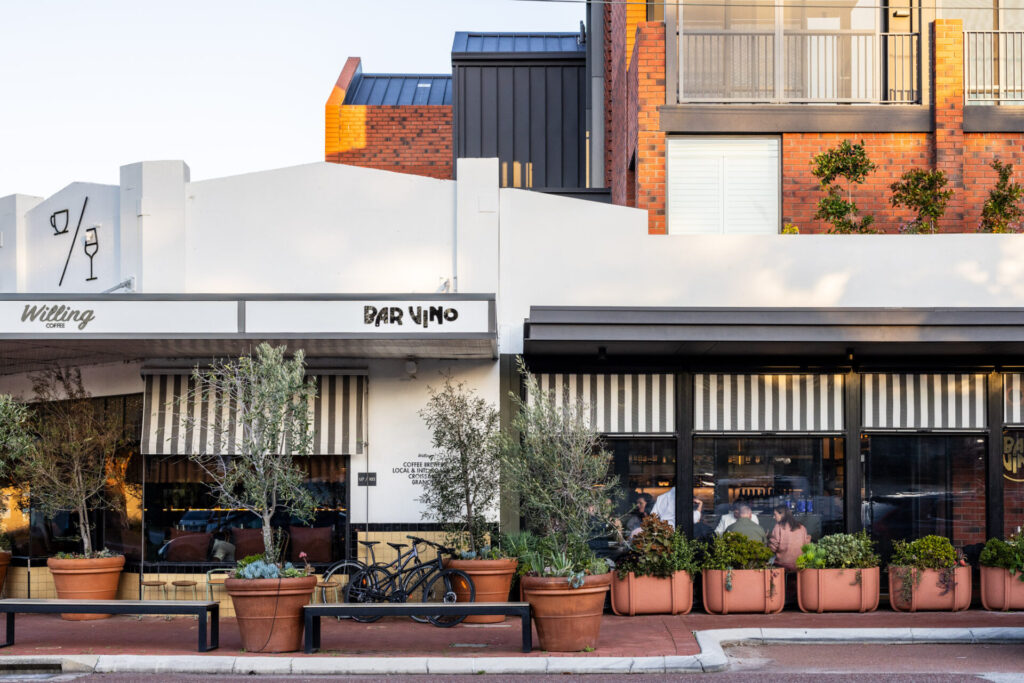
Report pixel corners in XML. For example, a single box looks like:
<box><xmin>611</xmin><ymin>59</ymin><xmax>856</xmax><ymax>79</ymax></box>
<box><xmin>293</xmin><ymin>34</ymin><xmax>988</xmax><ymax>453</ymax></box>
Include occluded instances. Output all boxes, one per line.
<box><xmin>344</xmin><ymin>535</ymin><xmax>475</xmax><ymax>627</ymax></box>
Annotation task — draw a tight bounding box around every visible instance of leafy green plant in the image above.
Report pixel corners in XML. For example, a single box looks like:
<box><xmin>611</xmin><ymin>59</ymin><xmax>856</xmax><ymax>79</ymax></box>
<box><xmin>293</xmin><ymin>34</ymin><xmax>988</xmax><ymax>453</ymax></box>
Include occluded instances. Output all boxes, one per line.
<box><xmin>499</xmin><ymin>358</ymin><xmax>620</xmax><ymax>581</ymax></box>
<box><xmin>181</xmin><ymin>343</ymin><xmax>316</xmax><ymax>566</ymax></box>
<box><xmin>53</xmin><ymin>548</ymin><xmax>118</xmax><ymax>560</ymax></box>
<box><xmin>812</xmin><ymin>139</ymin><xmax>877</xmax><ymax>234</ymax></box>
<box><xmin>796</xmin><ymin>531</ymin><xmax>879</xmax><ymax>570</ymax></box>
<box><xmin>889</xmin><ymin>535</ymin><xmax>966</xmax><ymax>605</ymax></box>
<box><xmin>616</xmin><ymin>515</ymin><xmax>700</xmax><ymax>579</ymax></box>
<box><xmin>0</xmin><ymin>395</ymin><xmax>33</xmax><ymax>521</ymax></box>
<box><xmin>890</xmin><ymin>169</ymin><xmax>954</xmax><ymax>234</ymax></box>
<box><xmin>781</xmin><ymin>223</ymin><xmax>800</xmax><ymax>235</ymax></box>
<box><xmin>702</xmin><ymin>532</ymin><xmax>773</xmax><ymax>571</ymax></box>
<box><xmin>418</xmin><ymin>375</ymin><xmax>501</xmax><ymax>557</ymax></box>
<box><xmin>979</xmin><ymin>534</ymin><xmax>1024</xmax><ymax>582</ymax></box>
<box><xmin>979</xmin><ymin>159</ymin><xmax>1024</xmax><ymax>233</ymax></box>
<box><xmin>235</xmin><ymin>558</ymin><xmax>307</xmax><ymax>579</ymax></box>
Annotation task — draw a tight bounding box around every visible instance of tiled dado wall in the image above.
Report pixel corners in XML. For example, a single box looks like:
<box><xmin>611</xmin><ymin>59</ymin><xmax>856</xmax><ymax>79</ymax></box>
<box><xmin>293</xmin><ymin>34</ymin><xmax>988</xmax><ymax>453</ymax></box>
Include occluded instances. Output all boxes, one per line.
<box><xmin>354</xmin><ymin>530</ymin><xmax>449</xmax><ymax>565</ymax></box>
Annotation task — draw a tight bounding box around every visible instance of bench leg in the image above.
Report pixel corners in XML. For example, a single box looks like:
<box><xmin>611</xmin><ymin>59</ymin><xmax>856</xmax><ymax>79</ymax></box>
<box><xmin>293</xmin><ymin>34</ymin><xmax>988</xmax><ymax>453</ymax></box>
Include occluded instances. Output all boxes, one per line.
<box><xmin>210</xmin><ymin>605</ymin><xmax>219</xmax><ymax>651</ymax></box>
<box><xmin>521</xmin><ymin>610</ymin><xmax>532</xmax><ymax>653</ymax></box>
<box><xmin>197</xmin><ymin>610</ymin><xmax>207</xmax><ymax>653</ymax></box>
<box><xmin>304</xmin><ymin>612</ymin><xmax>313</xmax><ymax>654</ymax></box>
<box><xmin>0</xmin><ymin>612</ymin><xmax>12</xmax><ymax>648</ymax></box>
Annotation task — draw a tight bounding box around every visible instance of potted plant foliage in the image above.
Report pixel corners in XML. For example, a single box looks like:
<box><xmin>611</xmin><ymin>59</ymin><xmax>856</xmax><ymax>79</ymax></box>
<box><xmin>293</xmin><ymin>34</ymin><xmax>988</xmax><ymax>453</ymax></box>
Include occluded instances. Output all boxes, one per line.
<box><xmin>795</xmin><ymin>531</ymin><xmax>880</xmax><ymax>613</ymax></box>
<box><xmin>701</xmin><ymin>532</ymin><xmax>783</xmax><ymax>614</ymax></box>
<box><xmin>0</xmin><ymin>394</ymin><xmax>33</xmax><ymax>595</ymax></box>
<box><xmin>611</xmin><ymin>515</ymin><xmax>699</xmax><ymax>616</ymax></box>
<box><xmin>979</xmin><ymin>533</ymin><xmax>1024</xmax><ymax>611</ymax></box>
<box><xmin>418</xmin><ymin>376</ymin><xmax>514</xmax><ymax>623</ymax></box>
<box><xmin>182</xmin><ymin>343</ymin><xmax>317</xmax><ymax>653</ymax></box>
<box><xmin>12</xmin><ymin>368</ymin><xmax>133</xmax><ymax>620</ymax></box>
<box><xmin>888</xmin><ymin>535</ymin><xmax>971</xmax><ymax>612</ymax></box>
<box><xmin>499</xmin><ymin>360</ymin><xmax>620</xmax><ymax>652</ymax></box>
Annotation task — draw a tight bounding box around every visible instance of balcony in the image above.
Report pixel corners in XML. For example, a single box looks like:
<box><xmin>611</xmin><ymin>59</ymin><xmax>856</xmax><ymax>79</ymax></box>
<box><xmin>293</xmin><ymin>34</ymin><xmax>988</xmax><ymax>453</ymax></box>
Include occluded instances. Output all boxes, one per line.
<box><xmin>965</xmin><ymin>31</ymin><xmax>1024</xmax><ymax>104</ymax></box>
<box><xmin>678</xmin><ymin>30</ymin><xmax>921</xmax><ymax>105</ymax></box>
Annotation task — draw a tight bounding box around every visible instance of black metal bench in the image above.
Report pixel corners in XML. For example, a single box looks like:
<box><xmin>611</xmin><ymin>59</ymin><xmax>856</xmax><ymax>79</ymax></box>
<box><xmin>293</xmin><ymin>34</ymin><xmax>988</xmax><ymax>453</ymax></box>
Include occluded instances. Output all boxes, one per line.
<box><xmin>0</xmin><ymin>599</ymin><xmax>219</xmax><ymax>652</ymax></box>
<box><xmin>303</xmin><ymin>602</ymin><xmax>532</xmax><ymax>654</ymax></box>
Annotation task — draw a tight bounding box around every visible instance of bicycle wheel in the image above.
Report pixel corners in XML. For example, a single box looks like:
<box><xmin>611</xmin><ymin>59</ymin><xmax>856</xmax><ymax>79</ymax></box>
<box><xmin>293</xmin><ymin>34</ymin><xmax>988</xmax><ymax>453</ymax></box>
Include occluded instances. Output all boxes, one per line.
<box><xmin>422</xmin><ymin>568</ymin><xmax>475</xmax><ymax>627</ymax></box>
<box><xmin>403</xmin><ymin>565</ymin><xmax>439</xmax><ymax>623</ymax></box>
<box><xmin>344</xmin><ymin>566</ymin><xmax>392</xmax><ymax>623</ymax></box>
<box><xmin>321</xmin><ymin>560</ymin><xmax>365</xmax><ymax>602</ymax></box>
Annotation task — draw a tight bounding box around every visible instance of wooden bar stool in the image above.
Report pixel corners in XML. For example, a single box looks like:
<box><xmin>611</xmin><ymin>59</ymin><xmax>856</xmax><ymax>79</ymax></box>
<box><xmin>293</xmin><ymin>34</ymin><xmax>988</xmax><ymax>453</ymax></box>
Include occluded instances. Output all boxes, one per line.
<box><xmin>140</xmin><ymin>579</ymin><xmax>168</xmax><ymax>600</ymax></box>
<box><xmin>315</xmin><ymin>579</ymin><xmax>341</xmax><ymax>604</ymax></box>
<box><xmin>171</xmin><ymin>579</ymin><xmax>199</xmax><ymax>600</ymax></box>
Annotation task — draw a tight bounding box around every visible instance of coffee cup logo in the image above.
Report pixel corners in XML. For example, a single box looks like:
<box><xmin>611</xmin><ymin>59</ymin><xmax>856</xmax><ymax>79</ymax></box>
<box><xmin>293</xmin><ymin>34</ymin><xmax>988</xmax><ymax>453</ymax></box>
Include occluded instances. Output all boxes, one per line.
<box><xmin>50</xmin><ymin>209</ymin><xmax>69</xmax><ymax>235</ymax></box>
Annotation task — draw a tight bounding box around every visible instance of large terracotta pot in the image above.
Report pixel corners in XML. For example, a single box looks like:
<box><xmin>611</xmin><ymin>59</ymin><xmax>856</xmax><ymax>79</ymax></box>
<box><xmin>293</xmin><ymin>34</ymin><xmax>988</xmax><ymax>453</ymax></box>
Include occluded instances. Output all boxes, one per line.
<box><xmin>47</xmin><ymin>555</ymin><xmax>125</xmax><ymax>620</ymax></box>
<box><xmin>702</xmin><ymin>568</ymin><xmax>784</xmax><ymax>615</ymax></box>
<box><xmin>888</xmin><ymin>566</ymin><xmax>971</xmax><ymax>612</ymax></box>
<box><xmin>797</xmin><ymin>567</ymin><xmax>880</xmax><ymax>613</ymax></box>
<box><xmin>980</xmin><ymin>565</ymin><xmax>1024</xmax><ymax>611</ymax></box>
<box><xmin>521</xmin><ymin>573</ymin><xmax>611</xmax><ymax>652</ymax></box>
<box><xmin>226</xmin><ymin>575</ymin><xmax>317</xmax><ymax>653</ymax></box>
<box><xmin>448</xmin><ymin>558</ymin><xmax>518</xmax><ymax>624</ymax></box>
<box><xmin>610</xmin><ymin>571</ymin><xmax>693</xmax><ymax>616</ymax></box>
<box><xmin>0</xmin><ymin>551</ymin><xmax>10</xmax><ymax>597</ymax></box>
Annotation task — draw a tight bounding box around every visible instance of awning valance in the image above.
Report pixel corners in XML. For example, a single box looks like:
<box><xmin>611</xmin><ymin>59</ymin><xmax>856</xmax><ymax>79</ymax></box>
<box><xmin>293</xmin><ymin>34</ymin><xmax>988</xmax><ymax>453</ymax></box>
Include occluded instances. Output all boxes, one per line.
<box><xmin>862</xmin><ymin>373</ymin><xmax>986</xmax><ymax>430</ymax></box>
<box><xmin>142</xmin><ymin>373</ymin><xmax>367</xmax><ymax>456</ymax></box>
<box><xmin>695</xmin><ymin>373</ymin><xmax>845</xmax><ymax>433</ymax></box>
<box><xmin>530</xmin><ymin>373</ymin><xmax>675</xmax><ymax>434</ymax></box>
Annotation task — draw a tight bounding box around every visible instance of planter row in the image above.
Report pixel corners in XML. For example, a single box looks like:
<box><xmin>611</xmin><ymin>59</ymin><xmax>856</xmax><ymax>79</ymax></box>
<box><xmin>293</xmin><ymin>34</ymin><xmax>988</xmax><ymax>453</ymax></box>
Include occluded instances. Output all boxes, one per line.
<box><xmin>611</xmin><ymin>565</ymin><xmax>1024</xmax><ymax>615</ymax></box>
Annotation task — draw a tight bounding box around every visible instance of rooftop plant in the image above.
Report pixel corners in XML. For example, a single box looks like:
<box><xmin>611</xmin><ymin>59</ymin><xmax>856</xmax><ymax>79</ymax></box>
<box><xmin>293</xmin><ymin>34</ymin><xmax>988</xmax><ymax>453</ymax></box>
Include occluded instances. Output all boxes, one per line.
<box><xmin>890</xmin><ymin>168</ymin><xmax>953</xmax><ymax>234</ymax></box>
<box><xmin>979</xmin><ymin>159</ymin><xmax>1024</xmax><ymax>233</ymax></box>
<box><xmin>812</xmin><ymin>139</ymin><xmax>877</xmax><ymax>234</ymax></box>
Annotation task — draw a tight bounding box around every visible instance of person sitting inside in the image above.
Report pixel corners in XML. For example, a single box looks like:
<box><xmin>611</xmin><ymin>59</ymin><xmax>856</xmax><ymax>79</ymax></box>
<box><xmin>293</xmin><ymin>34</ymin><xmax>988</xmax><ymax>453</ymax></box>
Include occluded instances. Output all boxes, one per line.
<box><xmin>725</xmin><ymin>504</ymin><xmax>766</xmax><ymax>544</ymax></box>
<box><xmin>715</xmin><ymin>500</ymin><xmax>760</xmax><ymax>536</ymax></box>
<box><xmin>768</xmin><ymin>504</ymin><xmax>811</xmax><ymax>571</ymax></box>
<box><xmin>626</xmin><ymin>493</ymin><xmax>654</xmax><ymax>536</ymax></box>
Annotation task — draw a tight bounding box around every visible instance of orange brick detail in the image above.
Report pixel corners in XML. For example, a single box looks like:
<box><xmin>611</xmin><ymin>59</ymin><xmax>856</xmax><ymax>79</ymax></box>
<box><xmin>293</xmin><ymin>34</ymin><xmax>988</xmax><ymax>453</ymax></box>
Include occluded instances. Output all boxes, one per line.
<box><xmin>326</xmin><ymin>105</ymin><xmax>452</xmax><ymax>180</ymax></box>
<box><xmin>932</xmin><ymin>19</ymin><xmax>965</xmax><ymax>231</ymax></box>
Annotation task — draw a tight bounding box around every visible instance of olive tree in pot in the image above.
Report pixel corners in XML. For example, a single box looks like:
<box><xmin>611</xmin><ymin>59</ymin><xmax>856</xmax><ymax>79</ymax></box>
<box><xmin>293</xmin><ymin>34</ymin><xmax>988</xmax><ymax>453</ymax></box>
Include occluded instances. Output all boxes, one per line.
<box><xmin>795</xmin><ymin>532</ymin><xmax>880</xmax><ymax>613</ymax></box>
<box><xmin>701</xmin><ymin>532</ymin><xmax>783</xmax><ymax>614</ymax></box>
<box><xmin>888</xmin><ymin>535</ymin><xmax>971</xmax><ymax>612</ymax></box>
<box><xmin>181</xmin><ymin>343</ymin><xmax>317</xmax><ymax>653</ymax></box>
<box><xmin>0</xmin><ymin>395</ymin><xmax>34</xmax><ymax>595</ymax></box>
<box><xmin>978</xmin><ymin>533</ymin><xmax>1024</xmax><ymax>611</ymax></box>
<box><xmin>11</xmin><ymin>368</ymin><xmax>133</xmax><ymax>619</ymax></box>
<box><xmin>611</xmin><ymin>515</ymin><xmax>700</xmax><ymax>616</ymax></box>
<box><xmin>418</xmin><ymin>376</ymin><xmax>512</xmax><ymax>623</ymax></box>
<box><xmin>499</xmin><ymin>360</ymin><xmax>620</xmax><ymax>652</ymax></box>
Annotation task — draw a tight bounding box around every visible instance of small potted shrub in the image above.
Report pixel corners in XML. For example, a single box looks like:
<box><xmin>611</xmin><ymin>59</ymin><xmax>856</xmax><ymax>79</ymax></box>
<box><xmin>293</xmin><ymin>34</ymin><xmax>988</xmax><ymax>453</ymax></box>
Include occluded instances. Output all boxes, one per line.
<box><xmin>182</xmin><ymin>344</ymin><xmax>318</xmax><ymax>652</ymax></box>
<box><xmin>979</xmin><ymin>533</ymin><xmax>1024</xmax><ymax>611</ymax></box>
<box><xmin>795</xmin><ymin>531</ymin><xmax>880</xmax><ymax>613</ymax></box>
<box><xmin>500</xmin><ymin>360</ymin><xmax>620</xmax><ymax>652</ymax></box>
<box><xmin>12</xmin><ymin>368</ymin><xmax>133</xmax><ymax>620</ymax></box>
<box><xmin>701</xmin><ymin>532</ymin><xmax>783</xmax><ymax>614</ymax></box>
<box><xmin>611</xmin><ymin>515</ymin><xmax>699</xmax><ymax>615</ymax></box>
<box><xmin>888</xmin><ymin>535</ymin><xmax>971</xmax><ymax>612</ymax></box>
<box><xmin>418</xmin><ymin>376</ymin><xmax>515</xmax><ymax>623</ymax></box>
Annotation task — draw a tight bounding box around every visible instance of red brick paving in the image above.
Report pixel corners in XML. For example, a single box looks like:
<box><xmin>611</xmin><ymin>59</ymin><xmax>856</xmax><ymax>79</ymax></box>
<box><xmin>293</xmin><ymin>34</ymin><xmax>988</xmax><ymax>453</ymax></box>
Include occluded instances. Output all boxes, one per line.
<box><xmin>0</xmin><ymin>609</ymin><xmax>1019</xmax><ymax>658</ymax></box>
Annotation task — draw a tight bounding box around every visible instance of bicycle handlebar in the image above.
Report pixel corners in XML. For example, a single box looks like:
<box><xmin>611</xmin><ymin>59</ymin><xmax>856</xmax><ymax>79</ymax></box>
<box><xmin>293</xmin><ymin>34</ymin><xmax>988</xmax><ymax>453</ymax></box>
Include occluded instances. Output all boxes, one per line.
<box><xmin>406</xmin><ymin>535</ymin><xmax>457</xmax><ymax>556</ymax></box>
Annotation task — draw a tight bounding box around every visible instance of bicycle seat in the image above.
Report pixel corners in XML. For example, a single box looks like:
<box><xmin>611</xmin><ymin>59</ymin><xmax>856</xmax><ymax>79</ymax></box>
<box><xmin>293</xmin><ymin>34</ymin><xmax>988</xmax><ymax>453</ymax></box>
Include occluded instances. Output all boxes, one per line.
<box><xmin>358</xmin><ymin>540</ymin><xmax>380</xmax><ymax>547</ymax></box>
<box><xmin>387</xmin><ymin>542</ymin><xmax>408</xmax><ymax>551</ymax></box>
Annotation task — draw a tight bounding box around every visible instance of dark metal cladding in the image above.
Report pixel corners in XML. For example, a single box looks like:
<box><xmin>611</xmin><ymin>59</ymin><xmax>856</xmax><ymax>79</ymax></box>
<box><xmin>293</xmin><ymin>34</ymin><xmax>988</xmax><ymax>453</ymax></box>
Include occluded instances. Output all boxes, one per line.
<box><xmin>343</xmin><ymin>74</ymin><xmax>452</xmax><ymax>106</ymax></box>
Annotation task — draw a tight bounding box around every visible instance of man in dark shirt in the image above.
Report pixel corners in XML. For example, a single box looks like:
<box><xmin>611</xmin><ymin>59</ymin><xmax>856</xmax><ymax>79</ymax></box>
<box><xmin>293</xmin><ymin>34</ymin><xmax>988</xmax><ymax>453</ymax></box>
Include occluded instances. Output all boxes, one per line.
<box><xmin>725</xmin><ymin>503</ymin><xmax>767</xmax><ymax>544</ymax></box>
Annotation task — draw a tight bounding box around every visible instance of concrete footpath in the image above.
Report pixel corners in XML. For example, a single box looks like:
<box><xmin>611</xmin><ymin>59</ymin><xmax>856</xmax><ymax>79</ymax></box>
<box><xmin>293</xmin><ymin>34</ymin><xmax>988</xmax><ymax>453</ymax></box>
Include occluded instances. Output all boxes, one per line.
<box><xmin>0</xmin><ymin>612</ymin><xmax>1020</xmax><ymax>675</ymax></box>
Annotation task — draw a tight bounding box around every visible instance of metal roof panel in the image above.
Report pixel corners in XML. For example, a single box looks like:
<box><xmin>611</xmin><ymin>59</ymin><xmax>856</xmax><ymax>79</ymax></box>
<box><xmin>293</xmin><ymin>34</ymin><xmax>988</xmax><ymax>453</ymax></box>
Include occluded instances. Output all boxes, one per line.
<box><xmin>452</xmin><ymin>31</ymin><xmax>584</xmax><ymax>56</ymax></box>
<box><xmin>343</xmin><ymin>75</ymin><xmax>452</xmax><ymax>106</ymax></box>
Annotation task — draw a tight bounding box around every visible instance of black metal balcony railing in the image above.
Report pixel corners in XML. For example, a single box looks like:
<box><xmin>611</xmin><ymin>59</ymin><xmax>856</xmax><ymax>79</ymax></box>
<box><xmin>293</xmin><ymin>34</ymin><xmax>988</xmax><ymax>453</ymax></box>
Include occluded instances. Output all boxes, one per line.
<box><xmin>680</xmin><ymin>30</ymin><xmax>921</xmax><ymax>104</ymax></box>
<box><xmin>965</xmin><ymin>31</ymin><xmax>1024</xmax><ymax>104</ymax></box>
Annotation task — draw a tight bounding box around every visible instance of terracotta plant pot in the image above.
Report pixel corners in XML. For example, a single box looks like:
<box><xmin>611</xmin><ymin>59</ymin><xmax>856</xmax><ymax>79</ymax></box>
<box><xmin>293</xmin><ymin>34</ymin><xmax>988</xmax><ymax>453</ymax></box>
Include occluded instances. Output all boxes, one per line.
<box><xmin>980</xmin><ymin>565</ymin><xmax>1024</xmax><ymax>611</ymax></box>
<box><xmin>448</xmin><ymin>558</ymin><xmax>518</xmax><ymax>623</ymax></box>
<box><xmin>888</xmin><ymin>566</ymin><xmax>971</xmax><ymax>612</ymax></box>
<box><xmin>797</xmin><ymin>567</ymin><xmax>880</xmax><ymax>613</ymax></box>
<box><xmin>702</xmin><ymin>568</ymin><xmax>784</xmax><ymax>615</ymax></box>
<box><xmin>47</xmin><ymin>555</ymin><xmax>125</xmax><ymax>620</ymax></box>
<box><xmin>521</xmin><ymin>573</ymin><xmax>611</xmax><ymax>652</ymax></box>
<box><xmin>610</xmin><ymin>571</ymin><xmax>693</xmax><ymax>616</ymax></box>
<box><xmin>0</xmin><ymin>551</ymin><xmax>10</xmax><ymax>597</ymax></box>
<box><xmin>225</xmin><ymin>575</ymin><xmax>316</xmax><ymax>653</ymax></box>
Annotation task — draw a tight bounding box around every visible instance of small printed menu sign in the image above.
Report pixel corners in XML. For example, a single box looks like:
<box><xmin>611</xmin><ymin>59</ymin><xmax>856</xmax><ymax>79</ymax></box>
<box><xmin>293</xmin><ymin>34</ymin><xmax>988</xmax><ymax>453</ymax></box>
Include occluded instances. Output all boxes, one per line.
<box><xmin>357</xmin><ymin>472</ymin><xmax>378</xmax><ymax>487</ymax></box>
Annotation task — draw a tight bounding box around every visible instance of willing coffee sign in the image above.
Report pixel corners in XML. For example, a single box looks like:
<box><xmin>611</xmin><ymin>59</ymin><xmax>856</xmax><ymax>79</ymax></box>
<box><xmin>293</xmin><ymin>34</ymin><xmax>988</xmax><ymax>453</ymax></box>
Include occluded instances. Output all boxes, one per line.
<box><xmin>20</xmin><ymin>304</ymin><xmax>96</xmax><ymax>330</ymax></box>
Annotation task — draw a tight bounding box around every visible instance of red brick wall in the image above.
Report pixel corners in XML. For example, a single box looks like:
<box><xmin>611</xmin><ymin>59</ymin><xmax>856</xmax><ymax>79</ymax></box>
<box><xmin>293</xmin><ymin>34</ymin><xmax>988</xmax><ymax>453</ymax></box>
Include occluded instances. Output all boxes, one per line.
<box><xmin>932</xmin><ymin>20</ymin><xmax>966</xmax><ymax>231</ymax></box>
<box><xmin>633</xmin><ymin>23</ymin><xmax>667</xmax><ymax>234</ymax></box>
<box><xmin>326</xmin><ymin>105</ymin><xmax>452</xmax><ymax>180</ymax></box>
<box><xmin>952</xmin><ymin>446</ymin><xmax>986</xmax><ymax>548</ymax></box>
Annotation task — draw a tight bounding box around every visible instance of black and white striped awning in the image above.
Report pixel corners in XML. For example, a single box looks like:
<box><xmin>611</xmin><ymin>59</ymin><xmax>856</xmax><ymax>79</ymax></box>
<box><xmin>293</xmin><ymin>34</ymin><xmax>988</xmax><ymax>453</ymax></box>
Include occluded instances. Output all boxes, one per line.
<box><xmin>530</xmin><ymin>373</ymin><xmax>675</xmax><ymax>434</ymax></box>
<box><xmin>862</xmin><ymin>373</ymin><xmax>986</xmax><ymax>430</ymax></box>
<box><xmin>1004</xmin><ymin>373</ymin><xmax>1024</xmax><ymax>425</ymax></box>
<box><xmin>142</xmin><ymin>373</ymin><xmax>367</xmax><ymax>456</ymax></box>
<box><xmin>694</xmin><ymin>373</ymin><xmax>845</xmax><ymax>433</ymax></box>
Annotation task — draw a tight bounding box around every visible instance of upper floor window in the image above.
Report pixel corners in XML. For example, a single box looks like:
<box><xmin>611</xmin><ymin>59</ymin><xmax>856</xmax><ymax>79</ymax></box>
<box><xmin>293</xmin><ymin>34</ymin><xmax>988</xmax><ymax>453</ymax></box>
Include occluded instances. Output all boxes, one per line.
<box><xmin>667</xmin><ymin>137</ymin><xmax>780</xmax><ymax>235</ymax></box>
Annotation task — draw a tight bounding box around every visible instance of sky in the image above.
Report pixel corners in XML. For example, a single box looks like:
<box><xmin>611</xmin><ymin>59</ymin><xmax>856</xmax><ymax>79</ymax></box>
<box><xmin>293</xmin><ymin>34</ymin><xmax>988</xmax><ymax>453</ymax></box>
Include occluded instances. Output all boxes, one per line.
<box><xmin>0</xmin><ymin>0</ymin><xmax>585</xmax><ymax>198</ymax></box>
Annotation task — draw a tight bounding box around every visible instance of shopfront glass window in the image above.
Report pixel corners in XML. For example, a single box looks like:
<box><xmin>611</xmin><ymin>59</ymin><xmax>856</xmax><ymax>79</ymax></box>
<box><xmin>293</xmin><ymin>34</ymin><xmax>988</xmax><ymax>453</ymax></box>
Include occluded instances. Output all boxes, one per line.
<box><xmin>864</xmin><ymin>435</ymin><xmax>986</xmax><ymax>561</ymax></box>
<box><xmin>1002</xmin><ymin>430</ymin><xmax>1024</xmax><ymax>537</ymax></box>
<box><xmin>606</xmin><ymin>438</ymin><xmax>677</xmax><ymax>533</ymax></box>
<box><xmin>143</xmin><ymin>455</ymin><xmax>349</xmax><ymax>566</ymax></box>
<box><xmin>693</xmin><ymin>437</ymin><xmax>845</xmax><ymax>541</ymax></box>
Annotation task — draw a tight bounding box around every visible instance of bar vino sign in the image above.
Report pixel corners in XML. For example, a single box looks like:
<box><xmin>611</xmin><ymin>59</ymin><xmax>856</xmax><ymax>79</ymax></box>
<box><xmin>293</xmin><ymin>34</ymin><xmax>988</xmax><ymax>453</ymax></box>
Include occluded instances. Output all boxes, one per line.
<box><xmin>245</xmin><ymin>299</ymin><xmax>491</xmax><ymax>335</ymax></box>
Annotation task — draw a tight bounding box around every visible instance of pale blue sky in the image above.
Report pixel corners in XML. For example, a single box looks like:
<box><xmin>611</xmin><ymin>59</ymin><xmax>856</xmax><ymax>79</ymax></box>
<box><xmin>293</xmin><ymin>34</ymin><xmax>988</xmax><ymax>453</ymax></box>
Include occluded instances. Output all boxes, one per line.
<box><xmin>0</xmin><ymin>0</ymin><xmax>584</xmax><ymax>197</ymax></box>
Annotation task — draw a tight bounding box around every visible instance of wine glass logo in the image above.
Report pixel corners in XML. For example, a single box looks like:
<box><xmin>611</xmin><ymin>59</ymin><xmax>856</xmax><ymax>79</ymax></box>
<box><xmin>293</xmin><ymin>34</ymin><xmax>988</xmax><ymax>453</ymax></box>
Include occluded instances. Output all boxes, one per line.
<box><xmin>83</xmin><ymin>228</ymin><xmax>99</xmax><ymax>282</ymax></box>
<box><xmin>50</xmin><ymin>209</ymin><xmax>69</xmax><ymax>235</ymax></box>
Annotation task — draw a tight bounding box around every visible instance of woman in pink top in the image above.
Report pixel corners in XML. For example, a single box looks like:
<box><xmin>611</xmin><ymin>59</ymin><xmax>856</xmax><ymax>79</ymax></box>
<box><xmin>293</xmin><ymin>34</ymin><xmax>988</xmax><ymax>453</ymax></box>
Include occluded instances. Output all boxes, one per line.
<box><xmin>768</xmin><ymin>504</ymin><xmax>811</xmax><ymax>572</ymax></box>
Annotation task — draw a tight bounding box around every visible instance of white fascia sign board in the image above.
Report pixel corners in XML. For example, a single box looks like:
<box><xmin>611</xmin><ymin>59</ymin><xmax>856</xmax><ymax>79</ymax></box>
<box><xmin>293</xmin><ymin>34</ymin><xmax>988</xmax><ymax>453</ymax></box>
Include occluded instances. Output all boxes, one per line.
<box><xmin>244</xmin><ymin>299</ymin><xmax>492</xmax><ymax>336</ymax></box>
<box><xmin>0</xmin><ymin>300</ymin><xmax>238</xmax><ymax>336</ymax></box>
